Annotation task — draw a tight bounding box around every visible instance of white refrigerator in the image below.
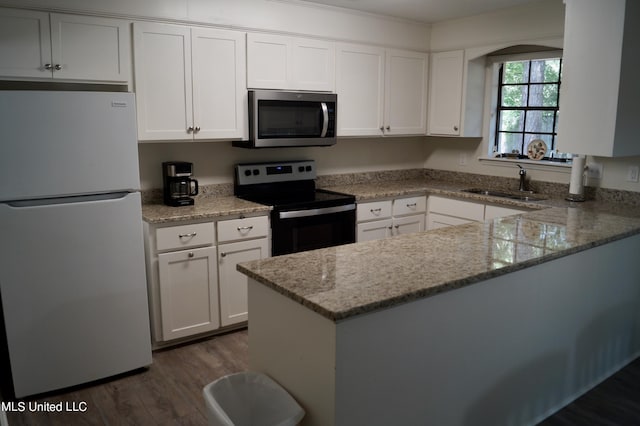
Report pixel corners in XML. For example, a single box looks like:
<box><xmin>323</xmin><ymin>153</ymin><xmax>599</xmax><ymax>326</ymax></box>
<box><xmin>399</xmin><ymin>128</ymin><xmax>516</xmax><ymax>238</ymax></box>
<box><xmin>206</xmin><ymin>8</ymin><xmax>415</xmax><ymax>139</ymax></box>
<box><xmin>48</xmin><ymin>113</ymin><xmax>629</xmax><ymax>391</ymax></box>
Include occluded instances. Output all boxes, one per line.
<box><xmin>0</xmin><ymin>91</ymin><xmax>152</xmax><ymax>398</ymax></box>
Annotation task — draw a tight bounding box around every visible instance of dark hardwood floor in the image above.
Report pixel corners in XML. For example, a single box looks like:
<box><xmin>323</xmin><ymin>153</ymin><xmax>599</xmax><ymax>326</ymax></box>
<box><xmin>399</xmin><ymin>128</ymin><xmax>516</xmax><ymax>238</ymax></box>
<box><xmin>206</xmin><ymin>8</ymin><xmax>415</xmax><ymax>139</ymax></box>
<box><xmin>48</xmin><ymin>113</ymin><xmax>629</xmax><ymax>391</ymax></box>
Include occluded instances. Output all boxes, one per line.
<box><xmin>1</xmin><ymin>328</ymin><xmax>639</xmax><ymax>425</ymax></box>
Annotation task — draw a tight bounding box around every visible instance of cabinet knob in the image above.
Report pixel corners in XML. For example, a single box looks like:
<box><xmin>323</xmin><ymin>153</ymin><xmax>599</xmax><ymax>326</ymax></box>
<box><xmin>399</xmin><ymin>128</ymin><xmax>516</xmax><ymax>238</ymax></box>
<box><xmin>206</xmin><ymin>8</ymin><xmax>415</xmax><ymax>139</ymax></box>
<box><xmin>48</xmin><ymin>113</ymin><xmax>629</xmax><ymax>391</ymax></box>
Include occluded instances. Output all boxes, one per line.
<box><xmin>453</xmin><ymin>125</ymin><xmax>459</xmax><ymax>132</ymax></box>
<box><xmin>188</xmin><ymin>252</ymin><xmax>194</xmax><ymax>258</ymax></box>
<box><xmin>379</xmin><ymin>126</ymin><xmax>384</xmax><ymax>132</ymax></box>
<box><xmin>388</xmin><ymin>226</ymin><xmax>393</xmax><ymax>230</ymax></box>
<box><xmin>54</xmin><ymin>64</ymin><xmax>62</xmax><ymax>71</ymax></box>
<box><xmin>194</xmin><ymin>126</ymin><xmax>201</xmax><ymax>133</ymax></box>
<box><xmin>386</xmin><ymin>126</ymin><xmax>390</xmax><ymax>131</ymax></box>
<box><xmin>44</xmin><ymin>63</ymin><xmax>53</xmax><ymax>71</ymax></box>
<box><xmin>187</xmin><ymin>126</ymin><xmax>194</xmax><ymax>134</ymax></box>
<box><xmin>220</xmin><ymin>252</ymin><xmax>227</xmax><ymax>258</ymax></box>
<box><xmin>394</xmin><ymin>225</ymin><xmax>400</xmax><ymax>229</ymax></box>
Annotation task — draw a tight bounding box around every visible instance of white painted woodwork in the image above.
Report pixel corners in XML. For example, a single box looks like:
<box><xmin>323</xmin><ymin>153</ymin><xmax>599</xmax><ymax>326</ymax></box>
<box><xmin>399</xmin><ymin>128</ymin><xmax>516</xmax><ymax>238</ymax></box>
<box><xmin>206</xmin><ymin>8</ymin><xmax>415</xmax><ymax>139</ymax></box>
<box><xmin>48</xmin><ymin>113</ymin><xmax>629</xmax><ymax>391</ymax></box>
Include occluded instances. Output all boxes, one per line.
<box><xmin>218</xmin><ymin>238</ymin><xmax>268</xmax><ymax>326</ymax></box>
<box><xmin>557</xmin><ymin>0</ymin><xmax>640</xmax><ymax>157</ymax></box>
<box><xmin>158</xmin><ymin>246</ymin><xmax>219</xmax><ymax>341</ymax></box>
<box><xmin>247</xmin><ymin>33</ymin><xmax>335</xmax><ymax>91</ymax></box>
<box><xmin>356</xmin><ymin>218</ymin><xmax>392</xmax><ymax>242</ymax></box>
<box><xmin>0</xmin><ymin>8</ymin><xmax>51</xmax><ymax>78</ymax></box>
<box><xmin>427</xmin><ymin>195</ymin><xmax>485</xmax><ymax>223</ymax></box>
<box><xmin>191</xmin><ymin>28</ymin><xmax>247</xmax><ymax>140</ymax></box>
<box><xmin>484</xmin><ymin>204</ymin><xmax>527</xmax><ymax>220</ymax></box>
<box><xmin>357</xmin><ymin>196</ymin><xmax>426</xmax><ymax>241</ymax></box>
<box><xmin>217</xmin><ymin>216</ymin><xmax>269</xmax><ymax>243</ymax></box>
<box><xmin>249</xmin><ymin>235</ymin><xmax>640</xmax><ymax>425</ymax></box>
<box><xmin>427</xmin><ymin>212</ymin><xmax>475</xmax><ymax>229</ymax></box>
<box><xmin>336</xmin><ymin>43</ymin><xmax>386</xmax><ymax>136</ymax></box>
<box><xmin>384</xmin><ymin>49</ymin><xmax>428</xmax><ymax>135</ymax></box>
<box><xmin>155</xmin><ymin>222</ymin><xmax>215</xmax><ymax>252</ymax></box>
<box><xmin>428</xmin><ymin>50</ymin><xmax>464</xmax><ymax>136</ymax></box>
<box><xmin>133</xmin><ymin>22</ymin><xmax>192</xmax><ymax>141</ymax></box>
<box><xmin>134</xmin><ymin>23</ymin><xmax>246</xmax><ymax>141</ymax></box>
<box><xmin>336</xmin><ymin>43</ymin><xmax>428</xmax><ymax>137</ymax></box>
<box><xmin>0</xmin><ymin>8</ymin><xmax>129</xmax><ymax>81</ymax></box>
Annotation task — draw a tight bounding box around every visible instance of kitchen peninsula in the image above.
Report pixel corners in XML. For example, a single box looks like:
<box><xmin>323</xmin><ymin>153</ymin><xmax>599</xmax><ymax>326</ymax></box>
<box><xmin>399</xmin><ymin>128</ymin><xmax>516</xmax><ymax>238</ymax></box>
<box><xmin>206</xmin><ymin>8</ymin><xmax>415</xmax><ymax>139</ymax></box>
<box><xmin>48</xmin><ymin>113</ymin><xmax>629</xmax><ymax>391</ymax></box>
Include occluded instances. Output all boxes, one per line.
<box><xmin>238</xmin><ymin>200</ymin><xmax>640</xmax><ymax>425</ymax></box>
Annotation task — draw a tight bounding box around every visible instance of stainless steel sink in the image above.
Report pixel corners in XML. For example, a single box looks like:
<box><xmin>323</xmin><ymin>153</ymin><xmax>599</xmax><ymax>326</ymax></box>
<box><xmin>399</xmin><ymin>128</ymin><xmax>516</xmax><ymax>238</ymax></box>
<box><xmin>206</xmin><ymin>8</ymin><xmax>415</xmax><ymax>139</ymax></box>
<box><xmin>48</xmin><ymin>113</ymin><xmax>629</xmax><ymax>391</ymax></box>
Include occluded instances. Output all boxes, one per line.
<box><xmin>462</xmin><ymin>188</ymin><xmax>546</xmax><ymax>202</ymax></box>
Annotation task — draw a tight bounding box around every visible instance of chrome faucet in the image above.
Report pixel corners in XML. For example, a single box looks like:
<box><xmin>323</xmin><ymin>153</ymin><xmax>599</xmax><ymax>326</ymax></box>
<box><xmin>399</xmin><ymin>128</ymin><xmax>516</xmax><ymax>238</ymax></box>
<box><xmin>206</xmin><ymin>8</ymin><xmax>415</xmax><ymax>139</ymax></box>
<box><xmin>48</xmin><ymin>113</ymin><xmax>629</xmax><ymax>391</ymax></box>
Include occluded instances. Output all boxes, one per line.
<box><xmin>517</xmin><ymin>164</ymin><xmax>527</xmax><ymax>191</ymax></box>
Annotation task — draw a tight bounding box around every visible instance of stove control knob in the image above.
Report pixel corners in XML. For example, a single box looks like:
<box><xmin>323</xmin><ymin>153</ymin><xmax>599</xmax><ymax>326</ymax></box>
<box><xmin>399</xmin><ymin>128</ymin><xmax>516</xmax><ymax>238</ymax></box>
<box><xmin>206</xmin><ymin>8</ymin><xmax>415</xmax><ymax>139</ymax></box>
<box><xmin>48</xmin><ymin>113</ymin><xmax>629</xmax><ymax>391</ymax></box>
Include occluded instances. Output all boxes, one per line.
<box><xmin>244</xmin><ymin>169</ymin><xmax>251</xmax><ymax>177</ymax></box>
<box><xmin>305</xmin><ymin>165</ymin><xmax>312</xmax><ymax>172</ymax></box>
<box><xmin>252</xmin><ymin>169</ymin><xmax>260</xmax><ymax>175</ymax></box>
<box><xmin>298</xmin><ymin>166</ymin><xmax>305</xmax><ymax>172</ymax></box>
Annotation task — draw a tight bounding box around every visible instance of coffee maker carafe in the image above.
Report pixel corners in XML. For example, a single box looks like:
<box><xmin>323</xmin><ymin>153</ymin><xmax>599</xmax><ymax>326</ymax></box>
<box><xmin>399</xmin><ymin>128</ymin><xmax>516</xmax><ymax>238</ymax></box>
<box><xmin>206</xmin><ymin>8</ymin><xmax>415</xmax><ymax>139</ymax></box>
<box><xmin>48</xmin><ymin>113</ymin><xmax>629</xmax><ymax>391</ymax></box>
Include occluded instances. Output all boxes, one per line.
<box><xmin>162</xmin><ymin>162</ymin><xmax>199</xmax><ymax>206</ymax></box>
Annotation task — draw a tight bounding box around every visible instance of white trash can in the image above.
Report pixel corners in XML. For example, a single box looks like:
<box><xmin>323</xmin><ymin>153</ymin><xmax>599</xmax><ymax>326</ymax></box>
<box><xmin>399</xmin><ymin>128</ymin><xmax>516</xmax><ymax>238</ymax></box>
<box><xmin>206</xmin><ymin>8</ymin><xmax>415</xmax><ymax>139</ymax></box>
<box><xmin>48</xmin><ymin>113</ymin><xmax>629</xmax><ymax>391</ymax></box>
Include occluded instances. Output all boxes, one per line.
<box><xmin>203</xmin><ymin>371</ymin><xmax>305</xmax><ymax>426</ymax></box>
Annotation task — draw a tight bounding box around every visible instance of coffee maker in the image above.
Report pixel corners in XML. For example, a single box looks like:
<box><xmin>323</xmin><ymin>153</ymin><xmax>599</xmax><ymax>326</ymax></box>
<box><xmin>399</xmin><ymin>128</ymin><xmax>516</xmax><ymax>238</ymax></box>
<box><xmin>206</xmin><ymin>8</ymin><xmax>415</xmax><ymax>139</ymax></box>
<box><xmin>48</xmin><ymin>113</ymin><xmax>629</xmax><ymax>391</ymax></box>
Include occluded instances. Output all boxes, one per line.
<box><xmin>162</xmin><ymin>162</ymin><xmax>199</xmax><ymax>206</ymax></box>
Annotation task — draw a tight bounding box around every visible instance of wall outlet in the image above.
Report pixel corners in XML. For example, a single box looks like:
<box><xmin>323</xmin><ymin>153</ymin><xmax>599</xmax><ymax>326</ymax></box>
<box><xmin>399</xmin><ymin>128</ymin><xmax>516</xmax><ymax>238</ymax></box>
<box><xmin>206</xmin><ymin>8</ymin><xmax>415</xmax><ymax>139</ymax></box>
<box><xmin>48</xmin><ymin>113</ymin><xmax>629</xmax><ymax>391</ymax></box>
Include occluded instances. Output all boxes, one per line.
<box><xmin>586</xmin><ymin>162</ymin><xmax>603</xmax><ymax>180</ymax></box>
<box><xmin>627</xmin><ymin>165</ymin><xmax>639</xmax><ymax>183</ymax></box>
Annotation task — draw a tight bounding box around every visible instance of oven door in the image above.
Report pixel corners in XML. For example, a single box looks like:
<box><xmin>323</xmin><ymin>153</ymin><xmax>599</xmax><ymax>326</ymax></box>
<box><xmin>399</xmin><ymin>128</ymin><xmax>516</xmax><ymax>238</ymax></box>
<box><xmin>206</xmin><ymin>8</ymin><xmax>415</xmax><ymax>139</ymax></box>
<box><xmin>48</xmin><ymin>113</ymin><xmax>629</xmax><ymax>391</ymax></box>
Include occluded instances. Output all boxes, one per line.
<box><xmin>271</xmin><ymin>204</ymin><xmax>355</xmax><ymax>256</ymax></box>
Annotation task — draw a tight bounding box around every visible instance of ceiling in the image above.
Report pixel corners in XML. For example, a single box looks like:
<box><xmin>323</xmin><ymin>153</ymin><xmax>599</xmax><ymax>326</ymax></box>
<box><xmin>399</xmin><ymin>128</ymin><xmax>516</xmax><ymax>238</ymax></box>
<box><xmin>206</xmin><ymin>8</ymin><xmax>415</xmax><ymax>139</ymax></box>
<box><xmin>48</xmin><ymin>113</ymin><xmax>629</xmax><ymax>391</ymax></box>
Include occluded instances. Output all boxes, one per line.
<box><xmin>295</xmin><ymin>0</ymin><xmax>544</xmax><ymax>23</ymax></box>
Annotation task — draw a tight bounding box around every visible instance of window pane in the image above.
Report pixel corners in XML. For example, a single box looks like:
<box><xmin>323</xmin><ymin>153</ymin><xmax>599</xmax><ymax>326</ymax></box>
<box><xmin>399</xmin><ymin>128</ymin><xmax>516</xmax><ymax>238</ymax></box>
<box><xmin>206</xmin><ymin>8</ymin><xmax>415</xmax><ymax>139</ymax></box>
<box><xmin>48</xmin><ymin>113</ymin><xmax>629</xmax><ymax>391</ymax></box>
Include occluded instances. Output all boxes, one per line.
<box><xmin>530</xmin><ymin>59</ymin><xmax>561</xmax><ymax>83</ymax></box>
<box><xmin>525</xmin><ymin>110</ymin><xmax>555</xmax><ymax>133</ymax></box>
<box><xmin>498</xmin><ymin>132</ymin><xmax>523</xmax><ymax>154</ymax></box>
<box><xmin>501</xmin><ymin>85</ymin><xmax>528</xmax><ymax>107</ymax></box>
<box><xmin>499</xmin><ymin>110</ymin><xmax>524</xmax><ymax>132</ymax></box>
<box><xmin>503</xmin><ymin>61</ymin><xmax>529</xmax><ymax>84</ymax></box>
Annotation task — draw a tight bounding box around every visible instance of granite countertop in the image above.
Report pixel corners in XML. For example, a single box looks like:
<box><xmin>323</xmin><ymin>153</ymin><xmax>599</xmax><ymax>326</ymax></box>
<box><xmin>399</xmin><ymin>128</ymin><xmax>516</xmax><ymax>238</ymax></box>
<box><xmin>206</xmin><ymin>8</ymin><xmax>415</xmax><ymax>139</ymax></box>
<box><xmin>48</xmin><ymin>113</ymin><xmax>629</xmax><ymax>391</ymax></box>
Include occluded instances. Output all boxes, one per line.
<box><xmin>142</xmin><ymin>196</ymin><xmax>271</xmax><ymax>224</ymax></box>
<box><xmin>238</xmin><ymin>201</ymin><xmax>640</xmax><ymax>322</ymax></box>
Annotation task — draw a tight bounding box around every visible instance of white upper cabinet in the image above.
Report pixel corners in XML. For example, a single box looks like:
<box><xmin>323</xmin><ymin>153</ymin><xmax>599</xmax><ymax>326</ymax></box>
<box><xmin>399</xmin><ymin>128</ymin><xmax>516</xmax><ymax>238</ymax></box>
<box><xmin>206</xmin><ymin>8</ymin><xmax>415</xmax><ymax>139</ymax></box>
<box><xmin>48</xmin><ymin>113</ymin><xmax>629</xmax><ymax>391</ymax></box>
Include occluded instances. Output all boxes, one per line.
<box><xmin>384</xmin><ymin>49</ymin><xmax>429</xmax><ymax>136</ymax></box>
<box><xmin>336</xmin><ymin>43</ymin><xmax>428</xmax><ymax>137</ymax></box>
<box><xmin>557</xmin><ymin>0</ymin><xmax>640</xmax><ymax>157</ymax></box>
<box><xmin>428</xmin><ymin>50</ymin><xmax>464</xmax><ymax>136</ymax></box>
<box><xmin>134</xmin><ymin>22</ymin><xmax>247</xmax><ymax>142</ymax></box>
<box><xmin>247</xmin><ymin>33</ymin><xmax>335</xmax><ymax>91</ymax></box>
<box><xmin>0</xmin><ymin>8</ymin><xmax>129</xmax><ymax>82</ymax></box>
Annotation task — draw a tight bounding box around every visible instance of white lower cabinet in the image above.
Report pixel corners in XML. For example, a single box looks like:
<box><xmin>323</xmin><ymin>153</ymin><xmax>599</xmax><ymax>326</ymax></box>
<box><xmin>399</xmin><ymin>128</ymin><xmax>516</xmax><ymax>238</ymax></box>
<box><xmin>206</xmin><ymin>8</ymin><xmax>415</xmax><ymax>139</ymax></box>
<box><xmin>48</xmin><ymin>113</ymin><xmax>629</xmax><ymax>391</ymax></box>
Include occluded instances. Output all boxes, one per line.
<box><xmin>218</xmin><ymin>237</ymin><xmax>269</xmax><ymax>327</ymax></box>
<box><xmin>427</xmin><ymin>195</ymin><xmax>530</xmax><ymax>230</ymax></box>
<box><xmin>158</xmin><ymin>246</ymin><xmax>219</xmax><ymax>341</ymax></box>
<box><xmin>145</xmin><ymin>215</ymin><xmax>269</xmax><ymax>346</ymax></box>
<box><xmin>357</xmin><ymin>196</ymin><xmax>426</xmax><ymax>242</ymax></box>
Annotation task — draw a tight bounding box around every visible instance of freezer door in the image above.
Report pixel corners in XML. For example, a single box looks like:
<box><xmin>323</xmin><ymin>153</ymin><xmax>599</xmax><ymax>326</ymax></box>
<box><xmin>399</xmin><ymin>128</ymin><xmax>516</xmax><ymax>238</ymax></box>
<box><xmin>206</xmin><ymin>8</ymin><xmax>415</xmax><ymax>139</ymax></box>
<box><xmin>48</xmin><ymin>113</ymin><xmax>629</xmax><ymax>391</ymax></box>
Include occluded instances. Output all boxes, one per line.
<box><xmin>0</xmin><ymin>192</ymin><xmax>152</xmax><ymax>397</ymax></box>
<box><xmin>0</xmin><ymin>91</ymin><xmax>140</xmax><ymax>201</ymax></box>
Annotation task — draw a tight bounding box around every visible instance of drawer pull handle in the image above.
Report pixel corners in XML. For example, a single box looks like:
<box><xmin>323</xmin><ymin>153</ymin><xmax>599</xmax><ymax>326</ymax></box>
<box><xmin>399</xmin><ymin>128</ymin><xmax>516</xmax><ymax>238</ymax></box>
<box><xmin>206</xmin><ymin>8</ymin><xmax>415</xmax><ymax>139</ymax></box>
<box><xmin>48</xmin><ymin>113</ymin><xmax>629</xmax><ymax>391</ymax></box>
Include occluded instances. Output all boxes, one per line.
<box><xmin>406</xmin><ymin>203</ymin><xmax>417</xmax><ymax>208</ymax></box>
<box><xmin>220</xmin><ymin>252</ymin><xmax>227</xmax><ymax>258</ymax></box>
<box><xmin>370</xmin><ymin>208</ymin><xmax>382</xmax><ymax>214</ymax></box>
<box><xmin>188</xmin><ymin>252</ymin><xmax>194</xmax><ymax>258</ymax></box>
<box><xmin>179</xmin><ymin>232</ymin><xmax>197</xmax><ymax>238</ymax></box>
<box><xmin>237</xmin><ymin>226</ymin><xmax>254</xmax><ymax>232</ymax></box>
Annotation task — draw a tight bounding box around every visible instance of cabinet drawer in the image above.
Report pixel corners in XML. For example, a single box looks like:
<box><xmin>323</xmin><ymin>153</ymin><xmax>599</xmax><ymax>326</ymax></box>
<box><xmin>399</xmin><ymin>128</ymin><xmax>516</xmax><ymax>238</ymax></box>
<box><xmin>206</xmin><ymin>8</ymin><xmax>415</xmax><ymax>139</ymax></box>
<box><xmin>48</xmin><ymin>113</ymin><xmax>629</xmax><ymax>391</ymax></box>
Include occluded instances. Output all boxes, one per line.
<box><xmin>156</xmin><ymin>222</ymin><xmax>215</xmax><ymax>252</ymax></box>
<box><xmin>357</xmin><ymin>200</ymin><xmax>392</xmax><ymax>222</ymax></box>
<box><xmin>393</xmin><ymin>195</ymin><xmax>426</xmax><ymax>216</ymax></box>
<box><xmin>428</xmin><ymin>196</ymin><xmax>484</xmax><ymax>222</ymax></box>
<box><xmin>217</xmin><ymin>216</ymin><xmax>269</xmax><ymax>243</ymax></box>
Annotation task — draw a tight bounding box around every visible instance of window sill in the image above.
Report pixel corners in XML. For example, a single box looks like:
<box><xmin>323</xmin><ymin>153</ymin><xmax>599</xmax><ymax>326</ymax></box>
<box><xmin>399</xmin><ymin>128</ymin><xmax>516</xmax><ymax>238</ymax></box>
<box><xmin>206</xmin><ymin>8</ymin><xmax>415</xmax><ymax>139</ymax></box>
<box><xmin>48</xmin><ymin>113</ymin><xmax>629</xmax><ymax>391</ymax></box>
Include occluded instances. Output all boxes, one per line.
<box><xmin>479</xmin><ymin>157</ymin><xmax>572</xmax><ymax>173</ymax></box>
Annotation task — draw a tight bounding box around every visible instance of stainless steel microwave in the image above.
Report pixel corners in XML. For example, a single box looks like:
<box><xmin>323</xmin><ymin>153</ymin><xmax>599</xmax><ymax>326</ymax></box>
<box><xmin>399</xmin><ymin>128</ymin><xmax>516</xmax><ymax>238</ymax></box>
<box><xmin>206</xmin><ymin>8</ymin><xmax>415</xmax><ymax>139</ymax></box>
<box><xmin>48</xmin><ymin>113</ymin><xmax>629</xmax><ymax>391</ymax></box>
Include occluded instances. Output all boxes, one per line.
<box><xmin>234</xmin><ymin>90</ymin><xmax>337</xmax><ymax>148</ymax></box>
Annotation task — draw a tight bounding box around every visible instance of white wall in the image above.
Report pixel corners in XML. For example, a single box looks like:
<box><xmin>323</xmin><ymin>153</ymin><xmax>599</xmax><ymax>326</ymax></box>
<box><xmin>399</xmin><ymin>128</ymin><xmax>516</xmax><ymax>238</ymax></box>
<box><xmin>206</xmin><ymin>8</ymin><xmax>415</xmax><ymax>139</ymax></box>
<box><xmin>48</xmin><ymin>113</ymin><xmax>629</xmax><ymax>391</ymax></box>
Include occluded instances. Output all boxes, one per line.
<box><xmin>138</xmin><ymin>137</ymin><xmax>427</xmax><ymax>189</ymax></box>
<box><xmin>426</xmin><ymin>0</ymin><xmax>640</xmax><ymax>193</ymax></box>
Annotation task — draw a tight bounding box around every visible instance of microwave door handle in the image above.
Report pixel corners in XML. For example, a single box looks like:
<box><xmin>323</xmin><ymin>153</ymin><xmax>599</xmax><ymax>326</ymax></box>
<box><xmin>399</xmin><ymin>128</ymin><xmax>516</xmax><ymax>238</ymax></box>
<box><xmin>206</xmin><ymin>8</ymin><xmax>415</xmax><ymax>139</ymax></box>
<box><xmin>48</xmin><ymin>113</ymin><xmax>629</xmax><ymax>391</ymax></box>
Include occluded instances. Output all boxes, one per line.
<box><xmin>320</xmin><ymin>102</ymin><xmax>329</xmax><ymax>137</ymax></box>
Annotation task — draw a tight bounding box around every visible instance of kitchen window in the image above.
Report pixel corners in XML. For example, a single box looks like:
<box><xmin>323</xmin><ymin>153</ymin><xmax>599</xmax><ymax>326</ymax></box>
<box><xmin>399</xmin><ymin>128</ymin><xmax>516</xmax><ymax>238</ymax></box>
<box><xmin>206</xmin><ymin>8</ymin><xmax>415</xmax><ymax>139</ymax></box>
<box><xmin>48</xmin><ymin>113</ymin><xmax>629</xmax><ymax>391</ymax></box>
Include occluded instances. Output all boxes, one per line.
<box><xmin>491</xmin><ymin>55</ymin><xmax>569</xmax><ymax>162</ymax></box>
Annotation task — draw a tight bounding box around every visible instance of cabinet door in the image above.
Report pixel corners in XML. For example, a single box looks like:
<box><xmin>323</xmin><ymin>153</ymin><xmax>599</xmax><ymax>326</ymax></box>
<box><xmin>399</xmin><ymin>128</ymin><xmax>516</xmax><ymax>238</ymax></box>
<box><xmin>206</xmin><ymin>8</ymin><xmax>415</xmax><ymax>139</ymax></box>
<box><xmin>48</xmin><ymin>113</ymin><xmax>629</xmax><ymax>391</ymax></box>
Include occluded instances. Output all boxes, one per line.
<box><xmin>192</xmin><ymin>28</ymin><xmax>247</xmax><ymax>140</ymax></box>
<box><xmin>357</xmin><ymin>219</ymin><xmax>392</xmax><ymax>242</ymax></box>
<box><xmin>428</xmin><ymin>50</ymin><xmax>464</xmax><ymax>136</ymax></box>
<box><xmin>0</xmin><ymin>8</ymin><xmax>52</xmax><ymax>79</ymax></box>
<box><xmin>393</xmin><ymin>214</ymin><xmax>425</xmax><ymax>236</ymax></box>
<box><xmin>484</xmin><ymin>205</ymin><xmax>528</xmax><ymax>220</ymax></box>
<box><xmin>292</xmin><ymin>37</ymin><xmax>335</xmax><ymax>91</ymax></box>
<box><xmin>50</xmin><ymin>14</ymin><xmax>130</xmax><ymax>82</ymax></box>
<box><xmin>246</xmin><ymin>33</ymin><xmax>290</xmax><ymax>90</ymax></box>
<box><xmin>133</xmin><ymin>22</ymin><xmax>193</xmax><ymax>141</ymax></box>
<box><xmin>158</xmin><ymin>246</ymin><xmax>219</xmax><ymax>341</ymax></box>
<box><xmin>336</xmin><ymin>43</ymin><xmax>385</xmax><ymax>136</ymax></box>
<box><xmin>427</xmin><ymin>213</ymin><xmax>474</xmax><ymax>230</ymax></box>
<box><xmin>218</xmin><ymin>238</ymin><xmax>268</xmax><ymax>327</ymax></box>
<box><xmin>384</xmin><ymin>49</ymin><xmax>428</xmax><ymax>136</ymax></box>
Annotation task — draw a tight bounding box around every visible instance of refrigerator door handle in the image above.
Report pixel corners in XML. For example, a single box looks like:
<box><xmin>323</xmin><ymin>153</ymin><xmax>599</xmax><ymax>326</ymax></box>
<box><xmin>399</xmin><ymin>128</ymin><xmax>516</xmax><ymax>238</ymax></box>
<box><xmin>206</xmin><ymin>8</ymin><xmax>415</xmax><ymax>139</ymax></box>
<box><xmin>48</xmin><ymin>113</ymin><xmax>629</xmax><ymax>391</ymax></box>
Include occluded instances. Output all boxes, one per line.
<box><xmin>6</xmin><ymin>192</ymin><xmax>132</xmax><ymax>208</ymax></box>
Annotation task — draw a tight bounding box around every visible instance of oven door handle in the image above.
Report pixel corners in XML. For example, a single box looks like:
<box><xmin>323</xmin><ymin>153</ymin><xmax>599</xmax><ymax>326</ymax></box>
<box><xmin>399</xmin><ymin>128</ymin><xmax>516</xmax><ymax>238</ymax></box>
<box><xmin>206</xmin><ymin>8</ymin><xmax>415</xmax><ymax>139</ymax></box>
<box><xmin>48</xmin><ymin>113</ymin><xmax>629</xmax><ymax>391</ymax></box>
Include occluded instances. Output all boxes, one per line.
<box><xmin>320</xmin><ymin>102</ymin><xmax>329</xmax><ymax>137</ymax></box>
<box><xmin>278</xmin><ymin>203</ymin><xmax>355</xmax><ymax>219</ymax></box>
